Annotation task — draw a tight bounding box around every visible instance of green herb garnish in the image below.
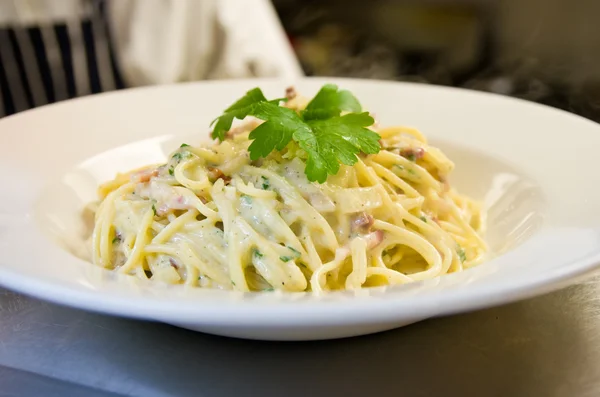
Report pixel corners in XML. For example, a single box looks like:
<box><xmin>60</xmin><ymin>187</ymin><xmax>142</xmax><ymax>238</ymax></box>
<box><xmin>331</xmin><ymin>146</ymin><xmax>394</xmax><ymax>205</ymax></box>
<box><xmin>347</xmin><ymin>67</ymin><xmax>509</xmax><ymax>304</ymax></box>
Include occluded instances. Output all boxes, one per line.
<box><xmin>231</xmin><ymin>280</ymin><xmax>236</xmax><ymax>286</ymax></box>
<box><xmin>287</xmin><ymin>246</ymin><xmax>301</xmax><ymax>257</ymax></box>
<box><xmin>168</xmin><ymin>167</ymin><xmax>174</xmax><ymax>176</ymax></box>
<box><xmin>261</xmin><ymin>176</ymin><xmax>270</xmax><ymax>190</ymax></box>
<box><xmin>112</xmin><ymin>235</ymin><xmax>121</xmax><ymax>244</ymax></box>
<box><xmin>180</xmin><ymin>143</ymin><xmax>190</xmax><ymax>148</ymax></box>
<box><xmin>279</xmin><ymin>256</ymin><xmax>294</xmax><ymax>262</ymax></box>
<box><xmin>420</xmin><ymin>216</ymin><xmax>427</xmax><ymax>223</ymax></box>
<box><xmin>211</xmin><ymin>84</ymin><xmax>381</xmax><ymax>183</ymax></box>
<box><xmin>151</xmin><ymin>203</ymin><xmax>157</xmax><ymax>216</ymax></box>
<box><xmin>171</xmin><ymin>150</ymin><xmax>192</xmax><ymax>162</ymax></box>
<box><xmin>252</xmin><ymin>248</ymin><xmax>263</xmax><ymax>258</ymax></box>
<box><xmin>263</xmin><ymin>287</ymin><xmax>274</xmax><ymax>292</ymax></box>
<box><xmin>457</xmin><ymin>247</ymin><xmax>467</xmax><ymax>263</ymax></box>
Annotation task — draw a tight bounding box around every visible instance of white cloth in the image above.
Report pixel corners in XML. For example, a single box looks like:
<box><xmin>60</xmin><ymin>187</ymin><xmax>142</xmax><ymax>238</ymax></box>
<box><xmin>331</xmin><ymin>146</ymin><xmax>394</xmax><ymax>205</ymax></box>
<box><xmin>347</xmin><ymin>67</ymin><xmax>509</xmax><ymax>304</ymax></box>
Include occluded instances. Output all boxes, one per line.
<box><xmin>109</xmin><ymin>0</ymin><xmax>303</xmax><ymax>85</ymax></box>
<box><xmin>0</xmin><ymin>0</ymin><xmax>303</xmax><ymax>87</ymax></box>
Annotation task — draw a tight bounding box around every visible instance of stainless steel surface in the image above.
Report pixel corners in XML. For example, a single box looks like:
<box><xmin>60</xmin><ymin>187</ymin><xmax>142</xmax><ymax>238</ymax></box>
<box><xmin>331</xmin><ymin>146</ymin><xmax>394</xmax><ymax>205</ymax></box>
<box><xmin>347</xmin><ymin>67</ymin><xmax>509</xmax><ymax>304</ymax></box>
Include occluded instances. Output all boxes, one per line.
<box><xmin>0</xmin><ymin>366</ymin><xmax>124</xmax><ymax>397</ymax></box>
<box><xmin>1</xmin><ymin>277</ymin><xmax>600</xmax><ymax>397</ymax></box>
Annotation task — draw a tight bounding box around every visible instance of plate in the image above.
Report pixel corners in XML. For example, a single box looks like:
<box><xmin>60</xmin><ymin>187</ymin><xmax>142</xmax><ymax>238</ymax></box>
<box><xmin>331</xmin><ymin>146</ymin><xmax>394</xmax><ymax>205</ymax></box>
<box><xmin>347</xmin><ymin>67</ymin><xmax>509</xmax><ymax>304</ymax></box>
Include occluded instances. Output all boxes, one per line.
<box><xmin>1</xmin><ymin>78</ymin><xmax>600</xmax><ymax>341</ymax></box>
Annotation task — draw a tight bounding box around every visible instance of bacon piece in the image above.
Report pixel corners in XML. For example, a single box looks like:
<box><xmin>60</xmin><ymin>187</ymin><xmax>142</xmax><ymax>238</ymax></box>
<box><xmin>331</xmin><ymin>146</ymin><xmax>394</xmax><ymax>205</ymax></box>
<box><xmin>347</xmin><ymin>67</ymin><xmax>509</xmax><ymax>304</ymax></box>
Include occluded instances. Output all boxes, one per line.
<box><xmin>156</xmin><ymin>194</ymin><xmax>204</xmax><ymax>216</ymax></box>
<box><xmin>131</xmin><ymin>168</ymin><xmax>158</xmax><ymax>183</ymax></box>
<box><xmin>365</xmin><ymin>230</ymin><xmax>384</xmax><ymax>249</ymax></box>
<box><xmin>285</xmin><ymin>86</ymin><xmax>297</xmax><ymax>100</ymax></box>
<box><xmin>207</xmin><ymin>167</ymin><xmax>231</xmax><ymax>184</ymax></box>
<box><xmin>351</xmin><ymin>212</ymin><xmax>374</xmax><ymax>232</ymax></box>
<box><xmin>400</xmin><ymin>147</ymin><xmax>425</xmax><ymax>161</ymax></box>
<box><xmin>169</xmin><ymin>258</ymin><xmax>179</xmax><ymax>269</ymax></box>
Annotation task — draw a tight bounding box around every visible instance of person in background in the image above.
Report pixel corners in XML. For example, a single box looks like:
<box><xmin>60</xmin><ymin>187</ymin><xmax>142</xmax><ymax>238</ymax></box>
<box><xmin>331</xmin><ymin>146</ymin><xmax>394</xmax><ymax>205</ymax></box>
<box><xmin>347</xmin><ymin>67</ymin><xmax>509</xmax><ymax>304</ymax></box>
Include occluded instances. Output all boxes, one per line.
<box><xmin>0</xmin><ymin>0</ymin><xmax>302</xmax><ymax>117</ymax></box>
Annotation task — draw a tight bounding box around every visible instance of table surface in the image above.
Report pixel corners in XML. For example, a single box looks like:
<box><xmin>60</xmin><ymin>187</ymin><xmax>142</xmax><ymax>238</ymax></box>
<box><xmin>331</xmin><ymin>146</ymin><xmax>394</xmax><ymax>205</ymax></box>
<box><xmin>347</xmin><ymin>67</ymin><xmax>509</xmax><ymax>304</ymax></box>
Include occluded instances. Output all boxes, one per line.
<box><xmin>2</xmin><ymin>275</ymin><xmax>600</xmax><ymax>397</ymax></box>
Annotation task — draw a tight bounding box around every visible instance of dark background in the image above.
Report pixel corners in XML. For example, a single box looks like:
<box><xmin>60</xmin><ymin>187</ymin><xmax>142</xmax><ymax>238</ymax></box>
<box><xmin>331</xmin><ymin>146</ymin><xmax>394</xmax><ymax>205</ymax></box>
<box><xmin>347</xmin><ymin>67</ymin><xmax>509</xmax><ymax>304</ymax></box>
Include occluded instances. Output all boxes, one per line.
<box><xmin>273</xmin><ymin>0</ymin><xmax>600</xmax><ymax>122</ymax></box>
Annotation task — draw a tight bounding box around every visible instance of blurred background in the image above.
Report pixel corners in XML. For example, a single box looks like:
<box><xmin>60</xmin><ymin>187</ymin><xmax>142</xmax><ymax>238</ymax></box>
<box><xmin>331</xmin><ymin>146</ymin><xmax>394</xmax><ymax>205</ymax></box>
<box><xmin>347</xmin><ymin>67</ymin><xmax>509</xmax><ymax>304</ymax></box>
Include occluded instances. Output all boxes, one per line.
<box><xmin>273</xmin><ymin>0</ymin><xmax>600</xmax><ymax>122</ymax></box>
<box><xmin>1</xmin><ymin>0</ymin><xmax>599</xmax><ymax>122</ymax></box>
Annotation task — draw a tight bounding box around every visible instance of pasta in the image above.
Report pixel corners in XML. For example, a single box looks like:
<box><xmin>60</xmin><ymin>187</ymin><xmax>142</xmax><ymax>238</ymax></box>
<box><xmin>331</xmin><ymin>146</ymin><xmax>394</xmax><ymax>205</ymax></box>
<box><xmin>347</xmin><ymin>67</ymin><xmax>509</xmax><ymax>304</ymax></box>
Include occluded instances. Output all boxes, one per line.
<box><xmin>90</xmin><ymin>90</ymin><xmax>487</xmax><ymax>293</ymax></box>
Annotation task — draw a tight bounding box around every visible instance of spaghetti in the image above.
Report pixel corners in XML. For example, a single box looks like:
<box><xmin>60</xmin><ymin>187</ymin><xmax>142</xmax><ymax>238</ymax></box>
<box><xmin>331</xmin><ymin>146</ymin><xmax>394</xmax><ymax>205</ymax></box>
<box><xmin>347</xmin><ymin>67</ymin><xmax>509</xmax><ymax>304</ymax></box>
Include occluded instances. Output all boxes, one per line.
<box><xmin>91</xmin><ymin>92</ymin><xmax>487</xmax><ymax>293</ymax></box>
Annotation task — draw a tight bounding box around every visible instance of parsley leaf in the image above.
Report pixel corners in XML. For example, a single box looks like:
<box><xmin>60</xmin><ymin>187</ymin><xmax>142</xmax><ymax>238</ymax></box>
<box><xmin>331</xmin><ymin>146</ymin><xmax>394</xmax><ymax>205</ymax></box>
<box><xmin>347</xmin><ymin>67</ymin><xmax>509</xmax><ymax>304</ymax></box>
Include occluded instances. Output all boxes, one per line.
<box><xmin>302</xmin><ymin>84</ymin><xmax>362</xmax><ymax>120</ymax></box>
<box><xmin>247</xmin><ymin>103</ymin><xmax>308</xmax><ymax>160</ymax></box>
<box><xmin>296</xmin><ymin>113</ymin><xmax>380</xmax><ymax>182</ymax></box>
<box><xmin>211</xmin><ymin>88</ymin><xmax>283</xmax><ymax>141</ymax></box>
<box><xmin>211</xmin><ymin>88</ymin><xmax>267</xmax><ymax>141</ymax></box>
<box><xmin>210</xmin><ymin>84</ymin><xmax>380</xmax><ymax>183</ymax></box>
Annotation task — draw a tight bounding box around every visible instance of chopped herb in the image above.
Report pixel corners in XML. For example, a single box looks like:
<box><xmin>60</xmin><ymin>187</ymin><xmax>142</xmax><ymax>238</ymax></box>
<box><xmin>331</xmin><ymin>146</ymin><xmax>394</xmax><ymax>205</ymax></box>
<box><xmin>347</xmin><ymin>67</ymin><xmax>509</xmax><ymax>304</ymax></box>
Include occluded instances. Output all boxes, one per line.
<box><xmin>252</xmin><ymin>248</ymin><xmax>263</xmax><ymax>258</ymax></box>
<box><xmin>151</xmin><ymin>203</ymin><xmax>157</xmax><ymax>216</ymax></box>
<box><xmin>231</xmin><ymin>280</ymin><xmax>236</xmax><ymax>286</ymax></box>
<box><xmin>406</xmin><ymin>153</ymin><xmax>417</xmax><ymax>162</ymax></box>
<box><xmin>263</xmin><ymin>287</ymin><xmax>274</xmax><ymax>292</ymax></box>
<box><xmin>261</xmin><ymin>175</ymin><xmax>270</xmax><ymax>190</ymax></box>
<box><xmin>457</xmin><ymin>247</ymin><xmax>467</xmax><ymax>263</ymax></box>
<box><xmin>171</xmin><ymin>150</ymin><xmax>192</xmax><ymax>163</ymax></box>
<box><xmin>420</xmin><ymin>216</ymin><xmax>427</xmax><ymax>223</ymax></box>
<box><xmin>211</xmin><ymin>84</ymin><xmax>381</xmax><ymax>183</ymax></box>
<box><xmin>112</xmin><ymin>235</ymin><xmax>121</xmax><ymax>244</ymax></box>
<box><xmin>240</xmin><ymin>195</ymin><xmax>253</xmax><ymax>205</ymax></box>
<box><xmin>280</xmin><ymin>256</ymin><xmax>294</xmax><ymax>262</ymax></box>
<box><xmin>287</xmin><ymin>246</ymin><xmax>301</xmax><ymax>257</ymax></box>
<box><xmin>393</xmin><ymin>164</ymin><xmax>404</xmax><ymax>171</ymax></box>
<box><xmin>180</xmin><ymin>143</ymin><xmax>190</xmax><ymax>148</ymax></box>
<box><xmin>407</xmin><ymin>168</ymin><xmax>417</xmax><ymax>176</ymax></box>
<box><xmin>168</xmin><ymin>167</ymin><xmax>175</xmax><ymax>176</ymax></box>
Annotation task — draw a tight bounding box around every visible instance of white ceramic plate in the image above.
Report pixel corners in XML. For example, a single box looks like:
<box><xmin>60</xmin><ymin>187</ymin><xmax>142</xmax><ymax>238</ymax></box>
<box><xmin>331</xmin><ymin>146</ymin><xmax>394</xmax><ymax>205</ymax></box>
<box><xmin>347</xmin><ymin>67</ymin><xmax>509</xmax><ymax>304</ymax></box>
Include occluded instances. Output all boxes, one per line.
<box><xmin>1</xmin><ymin>78</ymin><xmax>600</xmax><ymax>341</ymax></box>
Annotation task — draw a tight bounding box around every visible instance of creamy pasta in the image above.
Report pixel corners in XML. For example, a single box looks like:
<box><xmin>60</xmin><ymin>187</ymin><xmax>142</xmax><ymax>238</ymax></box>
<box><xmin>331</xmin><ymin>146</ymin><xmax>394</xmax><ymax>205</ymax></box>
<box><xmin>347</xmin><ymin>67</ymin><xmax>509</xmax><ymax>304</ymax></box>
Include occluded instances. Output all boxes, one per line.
<box><xmin>91</xmin><ymin>89</ymin><xmax>487</xmax><ymax>293</ymax></box>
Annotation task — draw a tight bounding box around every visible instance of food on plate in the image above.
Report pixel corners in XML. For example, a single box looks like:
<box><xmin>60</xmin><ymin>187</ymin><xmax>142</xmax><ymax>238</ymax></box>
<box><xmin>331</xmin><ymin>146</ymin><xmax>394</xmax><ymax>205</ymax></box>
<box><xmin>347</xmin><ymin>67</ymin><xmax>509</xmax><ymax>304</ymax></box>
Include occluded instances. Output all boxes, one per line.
<box><xmin>91</xmin><ymin>84</ymin><xmax>487</xmax><ymax>292</ymax></box>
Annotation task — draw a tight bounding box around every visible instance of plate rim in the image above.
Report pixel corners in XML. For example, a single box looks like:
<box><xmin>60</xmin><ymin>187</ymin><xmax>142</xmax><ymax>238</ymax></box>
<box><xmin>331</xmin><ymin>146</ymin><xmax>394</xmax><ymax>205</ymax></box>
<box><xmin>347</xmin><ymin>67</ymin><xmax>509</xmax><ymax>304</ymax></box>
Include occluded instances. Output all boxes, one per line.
<box><xmin>1</xmin><ymin>76</ymin><xmax>600</xmax><ymax>328</ymax></box>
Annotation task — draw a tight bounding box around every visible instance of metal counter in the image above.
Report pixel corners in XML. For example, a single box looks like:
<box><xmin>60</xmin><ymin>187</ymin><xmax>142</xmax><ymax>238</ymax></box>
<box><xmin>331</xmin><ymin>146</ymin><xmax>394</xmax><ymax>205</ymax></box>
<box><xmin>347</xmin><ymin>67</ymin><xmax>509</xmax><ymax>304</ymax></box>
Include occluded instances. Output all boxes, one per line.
<box><xmin>2</xmin><ymin>275</ymin><xmax>600</xmax><ymax>397</ymax></box>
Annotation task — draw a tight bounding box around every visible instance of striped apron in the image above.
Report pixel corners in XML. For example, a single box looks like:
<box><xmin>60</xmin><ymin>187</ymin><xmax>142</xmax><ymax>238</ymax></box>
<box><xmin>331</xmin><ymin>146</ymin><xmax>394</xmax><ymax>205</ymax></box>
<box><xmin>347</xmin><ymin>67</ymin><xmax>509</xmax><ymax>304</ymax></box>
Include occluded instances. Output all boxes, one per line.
<box><xmin>0</xmin><ymin>0</ymin><xmax>124</xmax><ymax>117</ymax></box>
